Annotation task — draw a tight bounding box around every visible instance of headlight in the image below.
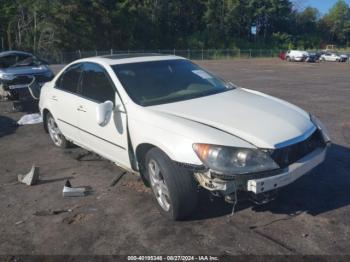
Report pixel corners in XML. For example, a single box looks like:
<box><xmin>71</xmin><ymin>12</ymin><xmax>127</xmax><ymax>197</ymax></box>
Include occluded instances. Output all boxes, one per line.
<box><xmin>310</xmin><ymin>114</ymin><xmax>330</xmax><ymax>143</ymax></box>
<box><xmin>193</xmin><ymin>144</ymin><xmax>279</xmax><ymax>175</ymax></box>
<box><xmin>0</xmin><ymin>72</ymin><xmax>15</xmax><ymax>80</ymax></box>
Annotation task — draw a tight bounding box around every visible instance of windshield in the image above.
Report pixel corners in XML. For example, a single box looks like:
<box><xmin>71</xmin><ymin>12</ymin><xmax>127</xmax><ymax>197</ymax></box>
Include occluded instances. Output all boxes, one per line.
<box><xmin>0</xmin><ymin>53</ymin><xmax>43</xmax><ymax>69</ymax></box>
<box><xmin>112</xmin><ymin>59</ymin><xmax>234</xmax><ymax>106</ymax></box>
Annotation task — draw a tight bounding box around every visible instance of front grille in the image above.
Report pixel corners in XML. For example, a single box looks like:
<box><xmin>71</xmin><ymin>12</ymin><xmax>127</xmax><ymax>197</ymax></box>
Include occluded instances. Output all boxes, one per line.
<box><xmin>271</xmin><ymin>130</ymin><xmax>326</xmax><ymax>168</ymax></box>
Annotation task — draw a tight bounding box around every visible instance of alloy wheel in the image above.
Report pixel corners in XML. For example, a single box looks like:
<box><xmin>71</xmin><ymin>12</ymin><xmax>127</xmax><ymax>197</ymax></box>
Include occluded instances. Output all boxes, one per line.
<box><xmin>148</xmin><ymin>159</ymin><xmax>171</xmax><ymax>211</ymax></box>
<box><xmin>47</xmin><ymin>116</ymin><xmax>64</xmax><ymax>147</ymax></box>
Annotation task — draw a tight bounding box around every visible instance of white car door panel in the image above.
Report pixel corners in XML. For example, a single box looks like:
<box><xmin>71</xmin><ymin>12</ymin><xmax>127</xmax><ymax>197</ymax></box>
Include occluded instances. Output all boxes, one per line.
<box><xmin>51</xmin><ymin>63</ymin><xmax>83</xmax><ymax>143</ymax></box>
<box><xmin>77</xmin><ymin>62</ymin><xmax>130</xmax><ymax>168</ymax></box>
<box><xmin>53</xmin><ymin>90</ymin><xmax>80</xmax><ymax>142</ymax></box>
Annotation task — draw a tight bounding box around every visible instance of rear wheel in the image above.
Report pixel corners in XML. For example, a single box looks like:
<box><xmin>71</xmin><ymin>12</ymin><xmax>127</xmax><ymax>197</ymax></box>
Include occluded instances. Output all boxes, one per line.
<box><xmin>46</xmin><ymin>112</ymin><xmax>70</xmax><ymax>148</ymax></box>
<box><xmin>145</xmin><ymin>148</ymin><xmax>198</xmax><ymax>220</ymax></box>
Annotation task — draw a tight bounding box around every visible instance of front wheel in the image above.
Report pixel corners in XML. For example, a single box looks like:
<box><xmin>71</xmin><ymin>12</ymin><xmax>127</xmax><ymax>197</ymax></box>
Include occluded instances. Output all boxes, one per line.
<box><xmin>145</xmin><ymin>148</ymin><xmax>198</xmax><ymax>220</ymax></box>
<box><xmin>45</xmin><ymin>112</ymin><xmax>70</xmax><ymax>148</ymax></box>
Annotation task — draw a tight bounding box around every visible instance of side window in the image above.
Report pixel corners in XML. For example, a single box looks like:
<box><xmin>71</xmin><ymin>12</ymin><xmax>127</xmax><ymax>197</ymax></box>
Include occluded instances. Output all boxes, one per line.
<box><xmin>80</xmin><ymin>63</ymin><xmax>115</xmax><ymax>103</ymax></box>
<box><xmin>16</xmin><ymin>54</ymin><xmax>31</xmax><ymax>61</ymax></box>
<box><xmin>56</xmin><ymin>63</ymin><xmax>83</xmax><ymax>93</ymax></box>
<box><xmin>15</xmin><ymin>54</ymin><xmax>34</xmax><ymax>66</ymax></box>
<box><xmin>0</xmin><ymin>54</ymin><xmax>17</xmax><ymax>67</ymax></box>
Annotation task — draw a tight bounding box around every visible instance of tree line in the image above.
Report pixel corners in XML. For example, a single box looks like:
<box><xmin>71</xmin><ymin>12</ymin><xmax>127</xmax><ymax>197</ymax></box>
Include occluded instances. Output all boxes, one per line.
<box><xmin>1</xmin><ymin>0</ymin><xmax>350</xmax><ymax>56</ymax></box>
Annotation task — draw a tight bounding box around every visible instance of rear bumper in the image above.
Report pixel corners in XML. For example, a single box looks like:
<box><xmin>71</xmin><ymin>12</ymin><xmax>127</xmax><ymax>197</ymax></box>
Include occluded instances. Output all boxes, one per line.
<box><xmin>247</xmin><ymin>147</ymin><xmax>327</xmax><ymax>194</ymax></box>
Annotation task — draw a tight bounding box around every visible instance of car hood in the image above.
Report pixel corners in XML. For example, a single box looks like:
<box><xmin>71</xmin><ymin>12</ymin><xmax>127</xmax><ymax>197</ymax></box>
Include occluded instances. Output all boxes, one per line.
<box><xmin>149</xmin><ymin>88</ymin><xmax>316</xmax><ymax>149</ymax></box>
<box><xmin>0</xmin><ymin>65</ymin><xmax>50</xmax><ymax>75</ymax></box>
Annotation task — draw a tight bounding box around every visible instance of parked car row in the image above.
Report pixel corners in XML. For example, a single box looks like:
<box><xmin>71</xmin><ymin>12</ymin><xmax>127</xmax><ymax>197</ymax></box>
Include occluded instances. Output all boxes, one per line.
<box><xmin>280</xmin><ymin>50</ymin><xmax>350</xmax><ymax>63</ymax></box>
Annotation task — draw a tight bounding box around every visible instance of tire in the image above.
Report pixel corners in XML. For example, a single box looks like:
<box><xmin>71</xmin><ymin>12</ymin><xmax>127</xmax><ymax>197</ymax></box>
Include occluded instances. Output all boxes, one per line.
<box><xmin>145</xmin><ymin>147</ymin><xmax>198</xmax><ymax>220</ymax></box>
<box><xmin>45</xmin><ymin>112</ymin><xmax>70</xmax><ymax>148</ymax></box>
<box><xmin>286</xmin><ymin>57</ymin><xmax>291</xmax><ymax>62</ymax></box>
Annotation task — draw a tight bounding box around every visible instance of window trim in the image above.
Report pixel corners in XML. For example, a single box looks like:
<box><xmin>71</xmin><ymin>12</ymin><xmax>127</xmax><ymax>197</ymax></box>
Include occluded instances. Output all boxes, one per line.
<box><xmin>78</xmin><ymin>62</ymin><xmax>123</xmax><ymax>107</ymax></box>
<box><xmin>54</xmin><ymin>62</ymin><xmax>83</xmax><ymax>95</ymax></box>
<box><xmin>54</xmin><ymin>61</ymin><xmax>126</xmax><ymax>113</ymax></box>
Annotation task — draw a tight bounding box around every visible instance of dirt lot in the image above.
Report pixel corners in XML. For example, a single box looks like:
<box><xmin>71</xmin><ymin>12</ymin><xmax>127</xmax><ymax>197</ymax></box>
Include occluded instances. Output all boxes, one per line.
<box><xmin>0</xmin><ymin>58</ymin><xmax>349</xmax><ymax>255</ymax></box>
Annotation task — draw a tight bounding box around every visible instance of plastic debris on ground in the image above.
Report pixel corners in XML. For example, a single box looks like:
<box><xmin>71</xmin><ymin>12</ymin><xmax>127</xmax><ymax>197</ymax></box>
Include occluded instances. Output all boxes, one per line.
<box><xmin>62</xmin><ymin>180</ymin><xmax>92</xmax><ymax>197</ymax></box>
<box><xmin>17</xmin><ymin>113</ymin><xmax>43</xmax><ymax>125</ymax></box>
<box><xmin>18</xmin><ymin>165</ymin><xmax>40</xmax><ymax>186</ymax></box>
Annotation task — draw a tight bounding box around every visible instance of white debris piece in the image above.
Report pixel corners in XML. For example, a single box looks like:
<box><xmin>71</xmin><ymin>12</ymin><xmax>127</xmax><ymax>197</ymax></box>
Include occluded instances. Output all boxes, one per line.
<box><xmin>18</xmin><ymin>165</ymin><xmax>40</xmax><ymax>186</ymax></box>
<box><xmin>17</xmin><ymin>113</ymin><xmax>43</xmax><ymax>125</ymax></box>
<box><xmin>63</xmin><ymin>180</ymin><xmax>89</xmax><ymax>197</ymax></box>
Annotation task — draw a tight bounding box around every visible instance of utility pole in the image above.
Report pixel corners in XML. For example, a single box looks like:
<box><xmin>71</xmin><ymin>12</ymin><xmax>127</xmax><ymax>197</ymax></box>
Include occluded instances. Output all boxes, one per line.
<box><xmin>1</xmin><ymin>37</ymin><xmax>4</xmax><ymax>51</ymax></box>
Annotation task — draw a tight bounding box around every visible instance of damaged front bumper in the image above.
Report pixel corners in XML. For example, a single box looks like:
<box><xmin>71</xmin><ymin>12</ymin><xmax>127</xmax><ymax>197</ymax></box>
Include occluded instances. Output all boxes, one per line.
<box><xmin>1</xmin><ymin>74</ymin><xmax>53</xmax><ymax>90</ymax></box>
<box><xmin>192</xmin><ymin>145</ymin><xmax>328</xmax><ymax>199</ymax></box>
<box><xmin>247</xmin><ymin>146</ymin><xmax>327</xmax><ymax>194</ymax></box>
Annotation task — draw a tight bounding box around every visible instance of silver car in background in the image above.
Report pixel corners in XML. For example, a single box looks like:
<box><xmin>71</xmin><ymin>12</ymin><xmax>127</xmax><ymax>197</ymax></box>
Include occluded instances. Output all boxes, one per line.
<box><xmin>320</xmin><ymin>52</ymin><xmax>348</xmax><ymax>62</ymax></box>
<box><xmin>0</xmin><ymin>51</ymin><xmax>54</xmax><ymax>100</ymax></box>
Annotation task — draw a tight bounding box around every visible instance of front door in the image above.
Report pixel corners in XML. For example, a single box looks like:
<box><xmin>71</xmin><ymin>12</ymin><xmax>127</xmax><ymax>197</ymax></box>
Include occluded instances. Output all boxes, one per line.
<box><xmin>76</xmin><ymin>62</ymin><xmax>131</xmax><ymax>169</ymax></box>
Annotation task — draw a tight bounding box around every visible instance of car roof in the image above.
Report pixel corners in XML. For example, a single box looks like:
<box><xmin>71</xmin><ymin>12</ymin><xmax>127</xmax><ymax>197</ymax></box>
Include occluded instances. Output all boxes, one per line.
<box><xmin>74</xmin><ymin>53</ymin><xmax>186</xmax><ymax>66</ymax></box>
<box><xmin>103</xmin><ymin>53</ymin><xmax>167</xmax><ymax>59</ymax></box>
<box><xmin>0</xmin><ymin>50</ymin><xmax>34</xmax><ymax>57</ymax></box>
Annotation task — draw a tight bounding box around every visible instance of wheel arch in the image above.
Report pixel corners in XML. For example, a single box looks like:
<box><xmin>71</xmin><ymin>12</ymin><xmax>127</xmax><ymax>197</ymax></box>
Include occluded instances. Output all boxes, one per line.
<box><xmin>134</xmin><ymin>143</ymin><xmax>159</xmax><ymax>187</ymax></box>
<box><xmin>135</xmin><ymin>142</ymin><xmax>182</xmax><ymax>187</ymax></box>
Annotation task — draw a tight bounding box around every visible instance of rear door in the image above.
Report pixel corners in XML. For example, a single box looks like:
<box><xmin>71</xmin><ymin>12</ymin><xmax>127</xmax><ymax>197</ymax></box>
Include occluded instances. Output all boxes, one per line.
<box><xmin>76</xmin><ymin>62</ymin><xmax>131</xmax><ymax>168</ymax></box>
<box><xmin>51</xmin><ymin>63</ymin><xmax>83</xmax><ymax>144</ymax></box>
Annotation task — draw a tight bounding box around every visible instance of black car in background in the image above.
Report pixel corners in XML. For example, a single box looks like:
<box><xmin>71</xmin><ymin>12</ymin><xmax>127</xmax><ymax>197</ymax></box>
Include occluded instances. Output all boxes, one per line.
<box><xmin>305</xmin><ymin>52</ymin><xmax>320</xmax><ymax>63</ymax></box>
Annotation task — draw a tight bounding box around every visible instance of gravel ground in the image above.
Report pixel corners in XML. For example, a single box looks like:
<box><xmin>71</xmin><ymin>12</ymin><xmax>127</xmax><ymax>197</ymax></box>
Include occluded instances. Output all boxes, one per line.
<box><xmin>0</xmin><ymin>58</ymin><xmax>349</xmax><ymax>255</ymax></box>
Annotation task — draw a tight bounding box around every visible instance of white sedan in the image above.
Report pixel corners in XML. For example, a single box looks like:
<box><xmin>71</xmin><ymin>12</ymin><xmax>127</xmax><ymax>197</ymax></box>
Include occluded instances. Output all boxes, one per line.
<box><xmin>39</xmin><ymin>54</ymin><xmax>330</xmax><ymax>220</ymax></box>
<box><xmin>320</xmin><ymin>53</ymin><xmax>348</xmax><ymax>62</ymax></box>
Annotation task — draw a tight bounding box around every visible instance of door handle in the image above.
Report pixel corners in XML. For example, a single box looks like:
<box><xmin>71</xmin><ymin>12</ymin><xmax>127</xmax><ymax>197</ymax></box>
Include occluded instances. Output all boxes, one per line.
<box><xmin>51</xmin><ymin>95</ymin><xmax>58</xmax><ymax>101</ymax></box>
<box><xmin>77</xmin><ymin>105</ymin><xmax>87</xmax><ymax>112</ymax></box>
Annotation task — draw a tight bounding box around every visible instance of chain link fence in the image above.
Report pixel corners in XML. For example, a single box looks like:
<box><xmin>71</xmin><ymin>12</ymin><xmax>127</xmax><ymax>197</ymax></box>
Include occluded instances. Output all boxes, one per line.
<box><xmin>37</xmin><ymin>49</ymin><xmax>285</xmax><ymax>64</ymax></box>
<box><xmin>39</xmin><ymin>48</ymin><xmax>350</xmax><ymax>64</ymax></box>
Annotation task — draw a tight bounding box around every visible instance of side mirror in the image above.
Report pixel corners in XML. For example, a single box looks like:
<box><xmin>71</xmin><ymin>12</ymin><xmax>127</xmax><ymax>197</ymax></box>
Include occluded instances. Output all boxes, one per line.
<box><xmin>96</xmin><ymin>100</ymin><xmax>114</xmax><ymax>126</ymax></box>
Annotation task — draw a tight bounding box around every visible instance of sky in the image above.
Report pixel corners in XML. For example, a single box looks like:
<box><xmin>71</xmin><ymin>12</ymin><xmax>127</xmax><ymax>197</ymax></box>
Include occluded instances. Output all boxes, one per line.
<box><xmin>298</xmin><ymin>0</ymin><xmax>350</xmax><ymax>14</ymax></box>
